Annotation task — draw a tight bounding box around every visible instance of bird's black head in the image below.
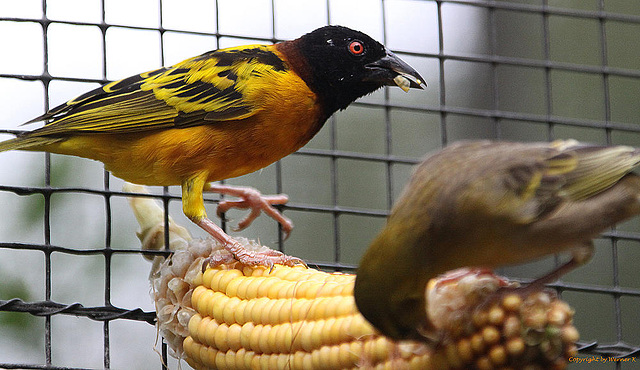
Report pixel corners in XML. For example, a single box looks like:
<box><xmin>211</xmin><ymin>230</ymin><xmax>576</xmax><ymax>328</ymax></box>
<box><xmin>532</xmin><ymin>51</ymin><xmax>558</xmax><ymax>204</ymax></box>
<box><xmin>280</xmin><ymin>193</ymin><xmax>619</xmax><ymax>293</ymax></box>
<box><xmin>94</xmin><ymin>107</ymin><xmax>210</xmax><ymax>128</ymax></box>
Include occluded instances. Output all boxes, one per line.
<box><xmin>282</xmin><ymin>25</ymin><xmax>424</xmax><ymax>118</ymax></box>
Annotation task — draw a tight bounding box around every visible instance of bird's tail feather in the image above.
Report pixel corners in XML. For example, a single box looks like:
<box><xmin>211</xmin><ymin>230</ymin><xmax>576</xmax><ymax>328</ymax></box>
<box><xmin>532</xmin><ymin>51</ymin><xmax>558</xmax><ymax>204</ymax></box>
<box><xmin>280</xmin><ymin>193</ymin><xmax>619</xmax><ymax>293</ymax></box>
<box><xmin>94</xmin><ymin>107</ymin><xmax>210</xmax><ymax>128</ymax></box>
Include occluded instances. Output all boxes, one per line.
<box><xmin>0</xmin><ymin>135</ymin><xmax>64</xmax><ymax>152</ymax></box>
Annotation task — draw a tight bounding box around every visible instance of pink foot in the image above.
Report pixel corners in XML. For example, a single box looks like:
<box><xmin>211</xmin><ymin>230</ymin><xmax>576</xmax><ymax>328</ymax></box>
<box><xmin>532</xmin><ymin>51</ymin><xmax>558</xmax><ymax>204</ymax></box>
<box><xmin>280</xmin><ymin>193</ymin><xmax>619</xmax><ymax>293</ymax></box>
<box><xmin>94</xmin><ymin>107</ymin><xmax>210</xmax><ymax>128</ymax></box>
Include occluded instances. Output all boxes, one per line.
<box><xmin>226</xmin><ymin>240</ymin><xmax>306</xmax><ymax>268</ymax></box>
<box><xmin>196</xmin><ymin>218</ymin><xmax>306</xmax><ymax>270</ymax></box>
<box><xmin>206</xmin><ymin>184</ymin><xmax>293</xmax><ymax>237</ymax></box>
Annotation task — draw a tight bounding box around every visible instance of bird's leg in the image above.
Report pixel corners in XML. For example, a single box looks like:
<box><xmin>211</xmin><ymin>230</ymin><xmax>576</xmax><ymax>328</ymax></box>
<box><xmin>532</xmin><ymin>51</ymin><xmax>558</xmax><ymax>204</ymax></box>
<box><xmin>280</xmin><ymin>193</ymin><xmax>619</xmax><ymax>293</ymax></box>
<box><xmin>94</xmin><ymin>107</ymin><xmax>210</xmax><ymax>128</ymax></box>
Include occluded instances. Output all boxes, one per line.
<box><xmin>492</xmin><ymin>241</ymin><xmax>595</xmax><ymax>300</ymax></box>
<box><xmin>523</xmin><ymin>241</ymin><xmax>594</xmax><ymax>291</ymax></box>
<box><xmin>470</xmin><ymin>243</ymin><xmax>595</xmax><ymax>325</ymax></box>
<box><xmin>197</xmin><ymin>217</ymin><xmax>306</xmax><ymax>269</ymax></box>
<box><xmin>183</xmin><ymin>176</ymin><xmax>304</xmax><ymax>269</ymax></box>
<box><xmin>204</xmin><ymin>184</ymin><xmax>293</xmax><ymax>237</ymax></box>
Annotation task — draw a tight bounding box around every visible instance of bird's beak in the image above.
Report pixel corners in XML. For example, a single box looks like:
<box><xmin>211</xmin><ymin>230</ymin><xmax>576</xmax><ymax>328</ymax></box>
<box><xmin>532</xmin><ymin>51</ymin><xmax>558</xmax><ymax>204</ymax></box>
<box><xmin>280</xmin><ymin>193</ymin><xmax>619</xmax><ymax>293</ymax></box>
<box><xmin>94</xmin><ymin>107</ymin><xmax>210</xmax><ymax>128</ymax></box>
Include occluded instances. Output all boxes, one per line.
<box><xmin>364</xmin><ymin>50</ymin><xmax>426</xmax><ymax>92</ymax></box>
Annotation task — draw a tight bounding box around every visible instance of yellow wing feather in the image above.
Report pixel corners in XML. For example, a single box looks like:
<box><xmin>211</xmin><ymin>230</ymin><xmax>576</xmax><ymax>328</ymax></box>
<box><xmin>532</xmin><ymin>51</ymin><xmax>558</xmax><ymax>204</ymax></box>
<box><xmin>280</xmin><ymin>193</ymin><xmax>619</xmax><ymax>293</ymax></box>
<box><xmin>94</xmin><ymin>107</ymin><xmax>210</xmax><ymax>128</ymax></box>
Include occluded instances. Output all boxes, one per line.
<box><xmin>21</xmin><ymin>44</ymin><xmax>290</xmax><ymax>137</ymax></box>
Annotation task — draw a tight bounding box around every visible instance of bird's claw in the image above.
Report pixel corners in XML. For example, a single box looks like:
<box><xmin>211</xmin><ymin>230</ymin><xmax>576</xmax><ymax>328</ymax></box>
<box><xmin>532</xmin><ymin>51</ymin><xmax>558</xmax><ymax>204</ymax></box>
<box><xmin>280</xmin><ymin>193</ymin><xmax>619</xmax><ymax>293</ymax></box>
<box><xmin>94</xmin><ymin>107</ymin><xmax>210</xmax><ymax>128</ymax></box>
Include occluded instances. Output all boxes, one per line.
<box><xmin>208</xmin><ymin>185</ymin><xmax>293</xmax><ymax>236</ymax></box>
<box><xmin>201</xmin><ymin>250</ymin><xmax>236</xmax><ymax>273</ymax></box>
<box><xmin>202</xmin><ymin>240</ymin><xmax>307</xmax><ymax>272</ymax></box>
<box><xmin>217</xmin><ymin>195</ymin><xmax>289</xmax><ymax>230</ymax></box>
<box><xmin>230</xmin><ymin>244</ymin><xmax>306</xmax><ymax>269</ymax></box>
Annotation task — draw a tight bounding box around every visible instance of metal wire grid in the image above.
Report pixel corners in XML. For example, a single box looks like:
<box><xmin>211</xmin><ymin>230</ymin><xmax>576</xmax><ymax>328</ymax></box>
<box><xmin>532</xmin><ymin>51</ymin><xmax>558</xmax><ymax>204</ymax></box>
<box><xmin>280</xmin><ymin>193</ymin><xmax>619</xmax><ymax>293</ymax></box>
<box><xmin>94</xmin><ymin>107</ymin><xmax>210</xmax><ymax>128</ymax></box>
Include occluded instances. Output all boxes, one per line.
<box><xmin>0</xmin><ymin>0</ymin><xmax>639</xmax><ymax>368</ymax></box>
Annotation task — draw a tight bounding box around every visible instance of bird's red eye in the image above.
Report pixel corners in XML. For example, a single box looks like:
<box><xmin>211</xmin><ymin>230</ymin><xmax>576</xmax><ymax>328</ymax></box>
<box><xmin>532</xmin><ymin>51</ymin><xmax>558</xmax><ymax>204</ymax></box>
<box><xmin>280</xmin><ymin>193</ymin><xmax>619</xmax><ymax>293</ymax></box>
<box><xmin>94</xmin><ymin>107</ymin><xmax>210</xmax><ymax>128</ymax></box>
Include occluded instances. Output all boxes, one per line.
<box><xmin>348</xmin><ymin>40</ymin><xmax>364</xmax><ymax>55</ymax></box>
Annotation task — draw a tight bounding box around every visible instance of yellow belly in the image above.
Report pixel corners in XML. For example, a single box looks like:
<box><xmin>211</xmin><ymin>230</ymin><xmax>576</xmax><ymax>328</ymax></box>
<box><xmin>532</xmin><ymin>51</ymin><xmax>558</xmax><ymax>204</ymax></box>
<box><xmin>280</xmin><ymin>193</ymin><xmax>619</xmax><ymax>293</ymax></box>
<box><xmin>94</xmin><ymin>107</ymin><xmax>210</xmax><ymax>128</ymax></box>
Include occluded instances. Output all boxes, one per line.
<box><xmin>44</xmin><ymin>102</ymin><xmax>322</xmax><ymax>186</ymax></box>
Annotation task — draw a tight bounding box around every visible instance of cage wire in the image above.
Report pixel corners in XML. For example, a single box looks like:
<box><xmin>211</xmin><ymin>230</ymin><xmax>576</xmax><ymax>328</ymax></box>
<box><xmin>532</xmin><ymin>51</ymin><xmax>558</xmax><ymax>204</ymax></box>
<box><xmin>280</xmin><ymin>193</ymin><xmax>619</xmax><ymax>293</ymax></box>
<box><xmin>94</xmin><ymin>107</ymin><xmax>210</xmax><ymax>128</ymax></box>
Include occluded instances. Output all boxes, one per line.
<box><xmin>1</xmin><ymin>0</ymin><xmax>640</xmax><ymax>369</ymax></box>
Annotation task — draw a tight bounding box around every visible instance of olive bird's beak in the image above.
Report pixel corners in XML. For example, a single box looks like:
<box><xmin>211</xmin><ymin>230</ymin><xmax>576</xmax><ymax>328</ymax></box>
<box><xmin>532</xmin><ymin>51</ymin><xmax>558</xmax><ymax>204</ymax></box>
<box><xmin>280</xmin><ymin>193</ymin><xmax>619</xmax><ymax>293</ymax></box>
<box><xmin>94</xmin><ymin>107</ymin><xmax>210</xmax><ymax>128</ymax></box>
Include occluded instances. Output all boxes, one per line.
<box><xmin>364</xmin><ymin>50</ymin><xmax>425</xmax><ymax>92</ymax></box>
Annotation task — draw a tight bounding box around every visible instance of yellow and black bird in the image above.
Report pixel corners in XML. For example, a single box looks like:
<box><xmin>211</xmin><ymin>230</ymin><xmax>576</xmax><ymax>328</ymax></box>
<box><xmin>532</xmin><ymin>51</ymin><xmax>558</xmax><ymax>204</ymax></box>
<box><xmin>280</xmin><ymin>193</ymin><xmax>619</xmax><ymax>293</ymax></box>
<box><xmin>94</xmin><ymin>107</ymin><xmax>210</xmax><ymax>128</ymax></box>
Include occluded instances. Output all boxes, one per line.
<box><xmin>0</xmin><ymin>26</ymin><xmax>424</xmax><ymax>266</ymax></box>
<box><xmin>354</xmin><ymin>140</ymin><xmax>640</xmax><ymax>341</ymax></box>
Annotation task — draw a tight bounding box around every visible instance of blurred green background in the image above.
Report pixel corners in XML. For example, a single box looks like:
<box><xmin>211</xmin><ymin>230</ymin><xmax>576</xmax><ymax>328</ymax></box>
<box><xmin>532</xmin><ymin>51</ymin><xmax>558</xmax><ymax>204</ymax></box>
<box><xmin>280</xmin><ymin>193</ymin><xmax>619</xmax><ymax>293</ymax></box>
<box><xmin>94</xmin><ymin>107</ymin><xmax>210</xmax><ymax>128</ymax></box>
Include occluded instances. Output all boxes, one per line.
<box><xmin>1</xmin><ymin>0</ymin><xmax>639</xmax><ymax>369</ymax></box>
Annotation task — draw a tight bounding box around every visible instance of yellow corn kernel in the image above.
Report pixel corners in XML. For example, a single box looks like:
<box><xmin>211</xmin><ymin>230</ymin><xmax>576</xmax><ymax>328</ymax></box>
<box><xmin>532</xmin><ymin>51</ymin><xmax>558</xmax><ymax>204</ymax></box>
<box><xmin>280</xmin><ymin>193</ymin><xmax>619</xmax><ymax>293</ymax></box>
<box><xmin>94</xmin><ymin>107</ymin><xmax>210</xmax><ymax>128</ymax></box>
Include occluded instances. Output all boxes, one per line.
<box><xmin>233</xmin><ymin>275</ymin><xmax>255</xmax><ymax>300</ymax></box>
<box><xmin>274</xmin><ymin>323</ymin><xmax>293</xmax><ymax>353</ymax></box>
<box><xmin>210</xmin><ymin>292</ymin><xmax>229</xmax><ymax>322</ymax></box>
<box><xmin>488</xmin><ymin>344</ymin><xmax>507</xmax><ymax>366</ymax></box>
<box><xmin>267</xmin><ymin>279</ymin><xmax>290</xmax><ymax>299</ymax></box>
<box><xmin>247</xmin><ymin>276</ymin><xmax>268</xmax><ymax>300</ymax></box>
<box><xmin>256</xmin><ymin>277</ymin><xmax>278</xmax><ymax>299</ymax></box>
<box><xmin>238</xmin><ymin>322</ymin><xmax>254</xmax><ymax>350</ymax></box>
<box><xmin>506</xmin><ymin>337</ymin><xmax>525</xmax><ymax>357</ymax></box>
<box><xmin>456</xmin><ymin>337</ymin><xmax>474</xmax><ymax>364</ymax></box>
<box><xmin>221</xmin><ymin>296</ymin><xmax>241</xmax><ymax>325</ymax></box>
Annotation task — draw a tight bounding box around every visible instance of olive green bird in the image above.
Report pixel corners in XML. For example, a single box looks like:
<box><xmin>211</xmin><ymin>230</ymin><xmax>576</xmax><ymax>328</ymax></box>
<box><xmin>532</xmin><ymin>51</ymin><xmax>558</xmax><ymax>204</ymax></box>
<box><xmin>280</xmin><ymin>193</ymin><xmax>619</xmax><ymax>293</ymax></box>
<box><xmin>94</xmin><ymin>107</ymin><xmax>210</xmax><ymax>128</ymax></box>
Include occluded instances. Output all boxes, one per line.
<box><xmin>354</xmin><ymin>139</ymin><xmax>640</xmax><ymax>341</ymax></box>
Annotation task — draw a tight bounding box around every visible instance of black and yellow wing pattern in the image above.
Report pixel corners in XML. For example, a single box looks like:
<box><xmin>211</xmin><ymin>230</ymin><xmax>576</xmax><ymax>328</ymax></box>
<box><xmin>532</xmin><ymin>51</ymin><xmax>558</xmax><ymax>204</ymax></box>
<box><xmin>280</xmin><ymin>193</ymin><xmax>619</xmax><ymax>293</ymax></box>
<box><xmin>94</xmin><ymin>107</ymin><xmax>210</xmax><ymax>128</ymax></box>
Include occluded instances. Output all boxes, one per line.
<box><xmin>20</xmin><ymin>44</ymin><xmax>289</xmax><ymax>137</ymax></box>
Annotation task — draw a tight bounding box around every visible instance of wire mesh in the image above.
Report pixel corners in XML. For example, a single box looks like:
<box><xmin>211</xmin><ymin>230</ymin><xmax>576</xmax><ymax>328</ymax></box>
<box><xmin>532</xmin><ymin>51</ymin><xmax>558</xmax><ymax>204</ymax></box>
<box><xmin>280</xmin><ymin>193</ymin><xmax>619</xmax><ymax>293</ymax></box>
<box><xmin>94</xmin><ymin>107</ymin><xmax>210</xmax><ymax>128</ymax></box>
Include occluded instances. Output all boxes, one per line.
<box><xmin>1</xmin><ymin>0</ymin><xmax>640</xmax><ymax>368</ymax></box>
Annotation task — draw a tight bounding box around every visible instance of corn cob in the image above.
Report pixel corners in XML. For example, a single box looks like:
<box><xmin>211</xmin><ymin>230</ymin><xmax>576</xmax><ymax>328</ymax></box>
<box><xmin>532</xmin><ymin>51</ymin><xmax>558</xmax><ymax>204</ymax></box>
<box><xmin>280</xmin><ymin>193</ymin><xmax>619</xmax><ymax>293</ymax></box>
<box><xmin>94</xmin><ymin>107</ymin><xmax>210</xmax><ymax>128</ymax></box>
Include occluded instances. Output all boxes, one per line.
<box><xmin>183</xmin><ymin>263</ymin><xmax>431</xmax><ymax>369</ymax></box>
<box><xmin>128</xmin><ymin>184</ymin><xmax>579</xmax><ymax>369</ymax></box>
